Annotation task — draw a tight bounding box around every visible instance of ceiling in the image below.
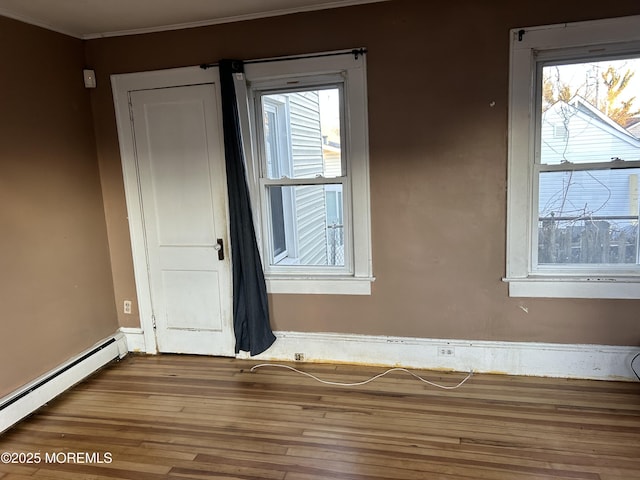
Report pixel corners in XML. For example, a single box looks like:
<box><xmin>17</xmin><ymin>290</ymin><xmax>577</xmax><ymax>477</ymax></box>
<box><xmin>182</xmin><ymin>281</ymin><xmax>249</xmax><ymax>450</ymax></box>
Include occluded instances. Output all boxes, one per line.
<box><xmin>0</xmin><ymin>0</ymin><xmax>387</xmax><ymax>39</ymax></box>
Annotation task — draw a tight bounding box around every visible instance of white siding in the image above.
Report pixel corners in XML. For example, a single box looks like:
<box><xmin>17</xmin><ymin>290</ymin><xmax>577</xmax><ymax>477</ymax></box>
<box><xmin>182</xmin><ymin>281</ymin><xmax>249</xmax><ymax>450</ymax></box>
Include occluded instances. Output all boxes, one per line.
<box><xmin>539</xmin><ymin>169</ymin><xmax>640</xmax><ymax>218</ymax></box>
<box><xmin>323</xmin><ymin>147</ymin><xmax>341</xmax><ymax>177</ymax></box>
<box><xmin>541</xmin><ymin>103</ymin><xmax>640</xmax><ymax>164</ymax></box>
<box><xmin>289</xmin><ymin>91</ymin><xmax>328</xmax><ymax>265</ymax></box>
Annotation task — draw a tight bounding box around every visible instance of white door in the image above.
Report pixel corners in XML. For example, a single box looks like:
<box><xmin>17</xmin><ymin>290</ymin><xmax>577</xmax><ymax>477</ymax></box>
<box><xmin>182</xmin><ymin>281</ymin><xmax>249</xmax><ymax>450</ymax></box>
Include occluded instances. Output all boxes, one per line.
<box><xmin>129</xmin><ymin>83</ymin><xmax>234</xmax><ymax>355</ymax></box>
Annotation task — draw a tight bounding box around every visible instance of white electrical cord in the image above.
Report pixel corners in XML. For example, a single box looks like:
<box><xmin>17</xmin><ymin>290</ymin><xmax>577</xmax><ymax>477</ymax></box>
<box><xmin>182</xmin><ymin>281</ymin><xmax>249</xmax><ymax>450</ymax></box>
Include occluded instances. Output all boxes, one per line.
<box><xmin>248</xmin><ymin>363</ymin><xmax>473</xmax><ymax>389</ymax></box>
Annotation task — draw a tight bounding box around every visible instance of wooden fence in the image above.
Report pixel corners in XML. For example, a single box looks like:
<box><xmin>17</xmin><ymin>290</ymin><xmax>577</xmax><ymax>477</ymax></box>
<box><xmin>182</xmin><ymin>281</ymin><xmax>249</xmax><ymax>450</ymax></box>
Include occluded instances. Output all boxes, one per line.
<box><xmin>538</xmin><ymin>216</ymin><xmax>638</xmax><ymax>264</ymax></box>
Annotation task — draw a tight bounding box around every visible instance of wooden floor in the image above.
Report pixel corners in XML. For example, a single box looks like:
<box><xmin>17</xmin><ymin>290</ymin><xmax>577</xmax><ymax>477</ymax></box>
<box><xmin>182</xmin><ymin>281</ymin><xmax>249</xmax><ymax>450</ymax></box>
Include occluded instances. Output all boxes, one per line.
<box><xmin>1</xmin><ymin>355</ymin><xmax>639</xmax><ymax>480</ymax></box>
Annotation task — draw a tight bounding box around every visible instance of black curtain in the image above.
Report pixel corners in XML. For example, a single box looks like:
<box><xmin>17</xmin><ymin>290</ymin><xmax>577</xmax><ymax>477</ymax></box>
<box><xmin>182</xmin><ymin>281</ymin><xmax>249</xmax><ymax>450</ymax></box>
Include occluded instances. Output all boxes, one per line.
<box><xmin>219</xmin><ymin>59</ymin><xmax>276</xmax><ymax>356</ymax></box>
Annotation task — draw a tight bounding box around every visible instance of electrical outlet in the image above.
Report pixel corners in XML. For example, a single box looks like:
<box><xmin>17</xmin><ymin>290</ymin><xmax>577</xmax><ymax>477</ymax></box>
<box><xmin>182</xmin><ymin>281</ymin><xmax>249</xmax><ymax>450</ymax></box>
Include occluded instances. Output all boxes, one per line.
<box><xmin>294</xmin><ymin>353</ymin><xmax>305</xmax><ymax>361</ymax></box>
<box><xmin>123</xmin><ymin>300</ymin><xmax>132</xmax><ymax>315</ymax></box>
<box><xmin>438</xmin><ymin>346</ymin><xmax>455</xmax><ymax>357</ymax></box>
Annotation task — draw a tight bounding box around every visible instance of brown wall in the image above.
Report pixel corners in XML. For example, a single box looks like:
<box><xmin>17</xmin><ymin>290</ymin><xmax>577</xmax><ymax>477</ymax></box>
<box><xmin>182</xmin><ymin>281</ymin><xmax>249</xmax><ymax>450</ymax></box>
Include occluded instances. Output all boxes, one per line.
<box><xmin>86</xmin><ymin>0</ymin><xmax>640</xmax><ymax>346</ymax></box>
<box><xmin>0</xmin><ymin>17</ymin><xmax>118</xmax><ymax>397</ymax></box>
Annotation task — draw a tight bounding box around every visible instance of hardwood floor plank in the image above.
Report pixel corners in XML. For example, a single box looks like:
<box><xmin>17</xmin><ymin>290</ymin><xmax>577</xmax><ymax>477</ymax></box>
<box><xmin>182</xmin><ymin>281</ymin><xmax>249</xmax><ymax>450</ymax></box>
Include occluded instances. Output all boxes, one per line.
<box><xmin>0</xmin><ymin>466</ymin><xmax>38</xmax><ymax>477</ymax></box>
<box><xmin>1</xmin><ymin>354</ymin><xmax>638</xmax><ymax>480</ymax></box>
<box><xmin>283</xmin><ymin>445</ymin><xmax>601</xmax><ymax>480</ymax></box>
<box><xmin>297</xmin><ymin>428</ymin><xmax>640</xmax><ymax>472</ymax></box>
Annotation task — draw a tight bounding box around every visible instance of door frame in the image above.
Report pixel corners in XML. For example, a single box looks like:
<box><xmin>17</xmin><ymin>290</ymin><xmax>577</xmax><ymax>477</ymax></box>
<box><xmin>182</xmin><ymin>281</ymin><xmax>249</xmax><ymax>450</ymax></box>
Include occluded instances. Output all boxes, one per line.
<box><xmin>112</xmin><ymin>66</ymin><xmax>231</xmax><ymax>354</ymax></box>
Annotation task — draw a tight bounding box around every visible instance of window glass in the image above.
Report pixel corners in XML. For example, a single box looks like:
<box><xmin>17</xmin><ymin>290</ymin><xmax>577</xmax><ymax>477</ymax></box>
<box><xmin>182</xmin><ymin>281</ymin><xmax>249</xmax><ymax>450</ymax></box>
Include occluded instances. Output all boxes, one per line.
<box><xmin>261</xmin><ymin>88</ymin><xmax>342</xmax><ymax>179</ymax></box>
<box><xmin>536</xmin><ymin>57</ymin><xmax>640</xmax><ymax>268</ymax></box>
<box><xmin>538</xmin><ymin>169</ymin><xmax>640</xmax><ymax>265</ymax></box>
<box><xmin>540</xmin><ymin>59</ymin><xmax>640</xmax><ymax>165</ymax></box>
<box><xmin>266</xmin><ymin>185</ymin><xmax>344</xmax><ymax>266</ymax></box>
<box><xmin>259</xmin><ymin>87</ymin><xmax>345</xmax><ymax>268</ymax></box>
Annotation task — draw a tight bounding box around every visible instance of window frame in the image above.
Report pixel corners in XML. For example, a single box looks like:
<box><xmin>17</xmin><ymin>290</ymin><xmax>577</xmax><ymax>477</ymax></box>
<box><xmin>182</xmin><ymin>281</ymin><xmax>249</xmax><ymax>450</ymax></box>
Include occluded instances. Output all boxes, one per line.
<box><xmin>235</xmin><ymin>52</ymin><xmax>373</xmax><ymax>295</ymax></box>
<box><xmin>506</xmin><ymin>15</ymin><xmax>640</xmax><ymax>299</ymax></box>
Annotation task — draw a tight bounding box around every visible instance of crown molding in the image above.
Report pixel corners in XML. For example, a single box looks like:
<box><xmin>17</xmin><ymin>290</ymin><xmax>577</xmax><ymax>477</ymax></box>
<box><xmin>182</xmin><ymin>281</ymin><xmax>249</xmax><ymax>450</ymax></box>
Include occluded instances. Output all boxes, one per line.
<box><xmin>0</xmin><ymin>0</ymin><xmax>389</xmax><ymax>40</ymax></box>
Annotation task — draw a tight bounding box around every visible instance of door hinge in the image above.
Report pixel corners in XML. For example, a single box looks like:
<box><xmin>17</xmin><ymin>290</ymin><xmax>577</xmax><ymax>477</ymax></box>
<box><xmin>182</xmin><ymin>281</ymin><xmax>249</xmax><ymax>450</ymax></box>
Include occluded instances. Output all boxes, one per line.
<box><xmin>152</xmin><ymin>315</ymin><xmax>156</xmax><ymax>329</ymax></box>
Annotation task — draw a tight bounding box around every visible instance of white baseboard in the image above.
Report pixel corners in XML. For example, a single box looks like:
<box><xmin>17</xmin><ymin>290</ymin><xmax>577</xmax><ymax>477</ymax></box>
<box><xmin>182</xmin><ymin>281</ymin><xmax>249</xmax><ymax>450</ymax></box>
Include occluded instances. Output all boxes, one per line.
<box><xmin>243</xmin><ymin>331</ymin><xmax>639</xmax><ymax>381</ymax></box>
<box><xmin>0</xmin><ymin>332</ymin><xmax>127</xmax><ymax>434</ymax></box>
<box><xmin>119</xmin><ymin>327</ymin><xmax>146</xmax><ymax>352</ymax></box>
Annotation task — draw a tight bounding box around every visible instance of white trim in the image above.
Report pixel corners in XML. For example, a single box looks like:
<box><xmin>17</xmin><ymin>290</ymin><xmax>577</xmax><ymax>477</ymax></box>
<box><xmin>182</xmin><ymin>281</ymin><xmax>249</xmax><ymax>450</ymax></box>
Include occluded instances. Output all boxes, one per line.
<box><xmin>513</xmin><ymin>15</ymin><xmax>640</xmax><ymax>51</ymax></box>
<box><xmin>0</xmin><ymin>332</ymin><xmax>127</xmax><ymax>434</ymax></box>
<box><xmin>505</xmin><ymin>277</ymin><xmax>640</xmax><ymax>299</ymax></box>
<box><xmin>243</xmin><ymin>331</ymin><xmax>639</xmax><ymax>381</ymax></box>
<box><xmin>506</xmin><ymin>15</ymin><xmax>640</xmax><ymax>298</ymax></box>
<box><xmin>0</xmin><ymin>1</ymin><xmax>390</xmax><ymax>40</ymax></box>
<box><xmin>242</xmin><ymin>51</ymin><xmax>373</xmax><ymax>293</ymax></box>
<box><xmin>119</xmin><ymin>327</ymin><xmax>146</xmax><ymax>352</ymax></box>
<box><xmin>266</xmin><ymin>276</ymin><xmax>374</xmax><ymax>294</ymax></box>
<box><xmin>83</xmin><ymin>1</ymin><xmax>390</xmax><ymax>39</ymax></box>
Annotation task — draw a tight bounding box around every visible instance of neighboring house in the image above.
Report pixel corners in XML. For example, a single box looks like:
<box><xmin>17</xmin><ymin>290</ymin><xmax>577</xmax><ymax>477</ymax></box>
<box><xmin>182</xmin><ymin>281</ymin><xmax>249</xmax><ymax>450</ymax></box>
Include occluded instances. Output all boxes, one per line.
<box><xmin>541</xmin><ymin>97</ymin><xmax>640</xmax><ymax>164</ymax></box>
<box><xmin>322</xmin><ymin>137</ymin><xmax>344</xmax><ymax>265</ymax></box>
<box><xmin>539</xmin><ymin>98</ymin><xmax>640</xmax><ymax>263</ymax></box>
<box><xmin>322</xmin><ymin>136</ymin><xmax>342</xmax><ymax>177</ymax></box>
<box><xmin>540</xmin><ymin>97</ymin><xmax>640</xmax><ymax>220</ymax></box>
<box><xmin>626</xmin><ymin>118</ymin><xmax>640</xmax><ymax>138</ymax></box>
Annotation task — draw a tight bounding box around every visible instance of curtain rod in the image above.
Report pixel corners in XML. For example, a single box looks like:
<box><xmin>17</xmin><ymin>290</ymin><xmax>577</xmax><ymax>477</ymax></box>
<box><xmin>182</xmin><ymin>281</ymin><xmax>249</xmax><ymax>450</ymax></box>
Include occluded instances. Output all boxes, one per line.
<box><xmin>200</xmin><ymin>48</ymin><xmax>366</xmax><ymax>70</ymax></box>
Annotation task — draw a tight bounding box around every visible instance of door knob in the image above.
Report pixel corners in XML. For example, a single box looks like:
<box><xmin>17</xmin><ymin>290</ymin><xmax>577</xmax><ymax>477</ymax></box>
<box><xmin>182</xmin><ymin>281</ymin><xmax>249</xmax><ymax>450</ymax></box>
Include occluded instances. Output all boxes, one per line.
<box><xmin>215</xmin><ymin>238</ymin><xmax>224</xmax><ymax>260</ymax></box>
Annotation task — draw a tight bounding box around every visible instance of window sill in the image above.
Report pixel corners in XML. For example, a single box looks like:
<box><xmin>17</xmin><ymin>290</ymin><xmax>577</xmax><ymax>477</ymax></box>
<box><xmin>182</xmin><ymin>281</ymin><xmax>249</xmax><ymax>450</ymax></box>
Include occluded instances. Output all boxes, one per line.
<box><xmin>503</xmin><ymin>276</ymin><xmax>640</xmax><ymax>299</ymax></box>
<box><xmin>266</xmin><ymin>276</ymin><xmax>375</xmax><ymax>295</ymax></box>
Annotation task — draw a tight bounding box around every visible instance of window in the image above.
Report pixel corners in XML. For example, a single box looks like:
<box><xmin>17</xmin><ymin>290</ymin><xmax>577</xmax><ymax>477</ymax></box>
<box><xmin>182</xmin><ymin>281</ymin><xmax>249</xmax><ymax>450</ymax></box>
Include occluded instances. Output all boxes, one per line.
<box><xmin>506</xmin><ymin>15</ymin><xmax>640</xmax><ymax>299</ymax></box>
<box><xmin>237</xmin><ymin>52</ymin><xmax>373</xmax><ymax>294</ymax></box>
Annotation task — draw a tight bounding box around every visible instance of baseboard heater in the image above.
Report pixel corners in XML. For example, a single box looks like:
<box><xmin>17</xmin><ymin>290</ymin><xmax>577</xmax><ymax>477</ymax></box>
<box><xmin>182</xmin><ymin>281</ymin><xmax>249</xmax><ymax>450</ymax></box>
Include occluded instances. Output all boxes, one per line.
<box><xmin>0</xmin><ymin>333</ymin><xmax>126</xmax><ymax>434</ymax></box>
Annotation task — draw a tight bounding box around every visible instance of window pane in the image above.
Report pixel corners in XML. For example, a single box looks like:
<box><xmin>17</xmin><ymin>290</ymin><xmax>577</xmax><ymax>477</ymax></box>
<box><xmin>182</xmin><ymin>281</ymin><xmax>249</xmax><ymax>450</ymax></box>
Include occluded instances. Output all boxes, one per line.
<box><xmin>264</xmin><ymin>110</ymin><xmax>281</xmax><ymax>178</ymax></box>
<box><xmin>267</xmin><ymin>184</ymin><xmax>344</xmax><ymax>266</ymax></box>
<box><xmin>538</xmin><ymin>169</ymin><xmax>639</xmax><ymax>265</ymax></box>
<box><xmin>540</xmin><ymin>58</ymin><xmax>640</xmax><ymax>165</ymax></box>
<box><xmin>261</xmin><ymin>88</ymin><xmax>342</xmax><ymax>179</ymax></box>
<box><xmin>269</xmin><ymin>186</ymin><xmax>286</xmax><ymax>257</ymax></box>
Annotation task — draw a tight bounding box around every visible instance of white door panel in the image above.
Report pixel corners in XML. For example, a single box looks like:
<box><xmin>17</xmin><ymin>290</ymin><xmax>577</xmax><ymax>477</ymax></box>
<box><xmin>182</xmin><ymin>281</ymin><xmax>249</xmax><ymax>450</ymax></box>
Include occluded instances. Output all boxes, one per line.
<box><xmin>130</xmin><ymin>83</ymin><xmax>233</xmax><ymax>356</ymax></box>
<box><xmin>162</xmin><ymin>270</ymin><xmax>222</xmax><ymax>331</ymax></box>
